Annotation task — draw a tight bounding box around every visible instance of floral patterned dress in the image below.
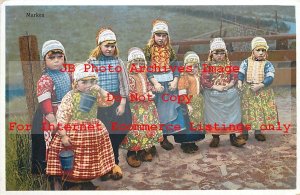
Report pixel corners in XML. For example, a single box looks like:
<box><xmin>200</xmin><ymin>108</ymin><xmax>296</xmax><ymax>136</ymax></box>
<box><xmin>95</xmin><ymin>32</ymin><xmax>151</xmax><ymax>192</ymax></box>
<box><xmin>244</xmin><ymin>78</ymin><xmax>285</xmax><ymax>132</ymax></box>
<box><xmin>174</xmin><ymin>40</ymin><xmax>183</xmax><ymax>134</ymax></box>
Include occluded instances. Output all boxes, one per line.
<box><xmin>120</xmin><ymin>73</ymin><xmax>163</xmax><ymax>151</ymax></box>
<box><xmin>46</xmin><ymin>90</ymin><xmax>115</xmax><ymax>182</ymax></box>
<box><xmin>239</xmin><ymin>58</ymin><xmax>278</xmax><ymax>130</ymax></box>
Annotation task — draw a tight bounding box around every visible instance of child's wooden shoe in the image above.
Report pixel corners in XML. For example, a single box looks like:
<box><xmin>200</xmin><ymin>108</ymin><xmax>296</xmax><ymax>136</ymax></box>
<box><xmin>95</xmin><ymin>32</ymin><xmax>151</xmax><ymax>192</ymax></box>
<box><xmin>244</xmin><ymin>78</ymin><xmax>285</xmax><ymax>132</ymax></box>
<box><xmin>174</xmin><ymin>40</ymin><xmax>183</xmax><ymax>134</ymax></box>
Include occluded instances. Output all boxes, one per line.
<box><xmin>110</xmin><ymin>165</ymin><xmax>123</xmax><ymax>180</ymax></box>
<box><xmin>126</xmin><ymin>154</ymin><xmax>142</xmax><ymax>167</ymax></box>
<box><xmin>138</xmin><ymin>149</ymin><xmax>153</xmax><ymax>162</ymax></box>
<box><xmin>209</xmin><ymin>136</ymin><xmax>220</xmax><ymax>148</ymax></box>
<box><xmin>160</xmin><ymin>138</ymin><xmax>174</xmax><ymax>150</ymax></box>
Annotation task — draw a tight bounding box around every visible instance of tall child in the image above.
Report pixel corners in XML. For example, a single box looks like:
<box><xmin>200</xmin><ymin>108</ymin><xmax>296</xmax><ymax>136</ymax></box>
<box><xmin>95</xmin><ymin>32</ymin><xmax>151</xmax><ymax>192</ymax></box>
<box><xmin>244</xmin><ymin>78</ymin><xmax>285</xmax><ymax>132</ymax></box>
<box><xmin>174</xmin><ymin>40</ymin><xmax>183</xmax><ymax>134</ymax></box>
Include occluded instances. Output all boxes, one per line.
<box><xmin>200</xmin><ymin>38</ymin><xmax>246</xmax><ymax>148</ymax></box>
<box><xmin>237</xmin><ymin>37</ymin><xmax>278</xmax><ymax>141</ymax></box>
<box><xmin>46</xmin><ymin>63</ymin><xmax>115</xmax><ymax>189</ymax></box>
<box><xmin>144</xmin><ymin>19</ymin><xmax>195</xmax><ymax>152</ymax></box>
<box><xmin>32</xmin><ymin>40</ymin><xmax>71</xmax><ymax>176</ymax></box>
<box><xmin>89</xmin><ymin>27</ymin><xmax>132</xmax><ymax>179</ymax></box>
<box><xmin>121</xmin><ymin>47</ymin><xmax>163</xmax><ymax>167</ymax></box>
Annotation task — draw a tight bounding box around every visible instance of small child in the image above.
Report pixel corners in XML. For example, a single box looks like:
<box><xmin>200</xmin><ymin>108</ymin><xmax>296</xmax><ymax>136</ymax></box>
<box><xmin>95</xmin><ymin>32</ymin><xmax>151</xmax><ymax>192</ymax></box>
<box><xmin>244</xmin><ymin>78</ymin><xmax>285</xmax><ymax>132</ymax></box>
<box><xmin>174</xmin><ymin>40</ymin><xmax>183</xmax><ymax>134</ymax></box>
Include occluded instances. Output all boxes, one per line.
<box><xmin>46</xmin><ymin>63</ymin><xmax>115</xmax><ymax>189</ymax></box>
<box><xmin>120</xmin><ymin>47</ymin><xmax>163</xmax><ymax>167</ymax></box>
<box><xmin>178</xmin><ymin>51</ymin><xmax>205</xmax><ymax>153</ymax></box>
<box><xmin>237</xmin><ymin>37</ymin><xmax>278</xmax><ymax>141</ymax></box>
<box><xmin>32</xmin><ymin>40</ymin><xmax>71</xmax><ymax>176</ymax></box>
<box><xmin>201</xmin><ymin>38</ymin><xmax>246</xmax><ymax>148</ymax></box>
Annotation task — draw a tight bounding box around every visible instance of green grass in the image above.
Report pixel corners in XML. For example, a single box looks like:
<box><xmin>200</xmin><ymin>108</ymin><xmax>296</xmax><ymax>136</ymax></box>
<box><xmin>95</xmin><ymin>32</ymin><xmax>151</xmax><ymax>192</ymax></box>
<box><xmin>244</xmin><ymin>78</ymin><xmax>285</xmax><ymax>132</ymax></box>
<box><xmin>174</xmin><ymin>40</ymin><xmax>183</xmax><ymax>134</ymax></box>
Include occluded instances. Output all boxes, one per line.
<box><xmin>5</xmin><ymin>6</ymin><xmax>294</xmax><ymax>86</ymax></box>
<box><xmin>6</xmin><ymin>115</ymin><xmax>49</xmax><ymax>190</ymax></box>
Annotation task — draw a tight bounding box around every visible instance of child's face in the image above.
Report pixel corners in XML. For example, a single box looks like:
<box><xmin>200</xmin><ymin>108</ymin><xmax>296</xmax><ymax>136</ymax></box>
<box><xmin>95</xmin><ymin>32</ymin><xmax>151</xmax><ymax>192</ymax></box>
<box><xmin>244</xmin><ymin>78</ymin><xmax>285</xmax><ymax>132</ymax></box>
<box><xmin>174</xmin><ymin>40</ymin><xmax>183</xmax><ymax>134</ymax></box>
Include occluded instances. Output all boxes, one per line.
<box><xmin>100</xmin><ymin>42</ymin><xmax>116</xmax><ymax>57</ymax></box>
<box><xmin>130</xmin><ymin>58</ymin><xmax>146</xmax><ymax>73</ymax></box>
<box><xmin>186</xmin><ymin>63</ymin><xmax>199</xmax><ymax>75</ymax></box>
<box><xmin>154</xmin><ymin>33</ymin><xmax>168</xmax><ymax>46</ymax></box>
<box><xmin>253</xmin><ymin>47</ymin><xmax>267</xmax><ymax>60</ymax></box>
<box><xmin>212</xmin><ymin>50</ymin><xmax>226</xmax><ymax>62</ymax></box>
<box><xmin>45</xmin><ymin>52</ymin><xmax>64</xmax><ymax>70</ymax></box>
<box><xmin>77</xmin><ymin>79</ymin><xmax>97</xmax><ymax>93</ymax></box>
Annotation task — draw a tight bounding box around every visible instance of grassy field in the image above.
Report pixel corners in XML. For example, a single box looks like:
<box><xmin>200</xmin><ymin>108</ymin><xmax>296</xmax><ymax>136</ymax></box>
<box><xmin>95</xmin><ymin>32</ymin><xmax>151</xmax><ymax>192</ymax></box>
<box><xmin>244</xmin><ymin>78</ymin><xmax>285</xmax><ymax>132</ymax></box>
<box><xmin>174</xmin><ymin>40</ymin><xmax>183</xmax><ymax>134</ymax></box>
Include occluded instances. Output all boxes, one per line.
<box><xmin>5</xmin><ymin>6</ymin><xmax>295</xmax><ymax>86</ymax></box>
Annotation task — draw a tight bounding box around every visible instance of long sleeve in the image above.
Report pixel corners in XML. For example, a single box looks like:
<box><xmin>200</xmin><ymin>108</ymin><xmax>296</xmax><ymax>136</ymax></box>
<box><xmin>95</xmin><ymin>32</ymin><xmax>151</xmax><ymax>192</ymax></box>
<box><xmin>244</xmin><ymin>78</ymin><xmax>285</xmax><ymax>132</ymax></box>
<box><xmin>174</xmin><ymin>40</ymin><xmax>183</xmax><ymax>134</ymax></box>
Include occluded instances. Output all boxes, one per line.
<box><xmin>56</xmin><ymin>91</ymin><xmax>73</xmax><ymax>127</ymax></box>
<box><xmin>37</xmin><ymin>75</ymin><xmax>54</xmax><ymax>114</ymax></box>
<box><xmin>118</xmin><ymin>58</ymin><xmax>130</xmax><ymax>97</ymax></box>
<box><xmin>144</xmin><ymin>45</ymin><xmax>155</xmax><ymax>80</ymax></box>
<box><xmin>169</xmin><ymin>47</ymin><xmax>180</xmax><ymax>78</ymax></box>
<box><xmin>263</xmin><ymin>61</ymin><xmax>275</xmax><ymax>87</ymax></box>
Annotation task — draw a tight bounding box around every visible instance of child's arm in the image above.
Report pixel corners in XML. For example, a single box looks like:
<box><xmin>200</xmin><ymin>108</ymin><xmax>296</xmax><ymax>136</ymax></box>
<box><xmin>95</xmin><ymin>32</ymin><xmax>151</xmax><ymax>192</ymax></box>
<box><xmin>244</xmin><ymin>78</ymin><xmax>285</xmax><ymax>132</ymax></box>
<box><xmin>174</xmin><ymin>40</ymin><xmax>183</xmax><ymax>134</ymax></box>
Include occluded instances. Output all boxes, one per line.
<box><xmin>37</xmin><ymin>75</ymin><xmax>58</xmax><ymax>130</ymax></box>
<box><xmin>56</xmin><ymin>91</ymin><xmax>73</xmax><ymax>147</ymax></box>
<box><xmin>116</xmin><ymin>59</ymin><xmax>129</xmax><ymax>116</ymax></box>
<box><xmin>237</xmin><ymin>60</ymin><xmax>248</xmax><ymax>90</ymax></box>
<box><xmin>90</xmin><ymin>85</ymin><xmax>115</xmax><ymax>107</ymax></box>
<box><xmin>262</xmin><ymin>61</ymin><xmax>275</xmax><ymax>87</ymax></box>
<box><xmin>168</xmin><ymin>47</ymin><xmax>179</xmax><ymax>91</ymax></box>
<box><xmin>149</xmin><ymin>77</ymin><xmax>164</xmax><ymax>93</ymax></box>
<box><xmin>178</xmin><ymin>75</ymin><xmax>189</xmax><ymax>104</ymax></box>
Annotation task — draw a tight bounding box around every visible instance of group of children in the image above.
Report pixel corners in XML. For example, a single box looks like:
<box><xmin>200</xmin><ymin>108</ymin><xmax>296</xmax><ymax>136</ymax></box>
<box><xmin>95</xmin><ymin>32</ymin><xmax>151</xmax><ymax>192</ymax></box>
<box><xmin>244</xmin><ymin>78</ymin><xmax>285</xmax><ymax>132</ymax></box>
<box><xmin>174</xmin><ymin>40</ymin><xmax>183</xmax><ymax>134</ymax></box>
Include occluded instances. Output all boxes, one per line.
<box><xmin>31</xmin><ymin>19</ymin><xmax>278</xmax><ymax>190</ymax></box>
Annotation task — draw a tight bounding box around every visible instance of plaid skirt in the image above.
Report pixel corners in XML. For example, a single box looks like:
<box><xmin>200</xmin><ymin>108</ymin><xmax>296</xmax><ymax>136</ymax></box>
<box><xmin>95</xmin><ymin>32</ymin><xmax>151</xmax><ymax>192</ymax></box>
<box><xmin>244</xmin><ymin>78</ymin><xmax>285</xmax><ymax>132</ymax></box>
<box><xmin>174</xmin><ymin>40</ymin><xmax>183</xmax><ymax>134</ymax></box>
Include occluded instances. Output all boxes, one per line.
<box><xmin>46</xmin><ymin>119</ymin><xmax>115</xmax><ymax>181</ymax></box>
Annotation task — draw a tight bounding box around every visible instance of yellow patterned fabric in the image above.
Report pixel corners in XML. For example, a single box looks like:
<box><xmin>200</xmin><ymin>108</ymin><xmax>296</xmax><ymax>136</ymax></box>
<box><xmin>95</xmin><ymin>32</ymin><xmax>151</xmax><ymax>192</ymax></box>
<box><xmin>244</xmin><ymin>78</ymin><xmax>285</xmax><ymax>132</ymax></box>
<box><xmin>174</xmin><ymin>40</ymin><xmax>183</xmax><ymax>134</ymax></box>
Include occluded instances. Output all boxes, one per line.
<box><xmin>246</xmin><ymin>57</ymin><xmax>266</xmax><ymax>84</ymax></box>
<box><xmin>151</xmin><ymin>45</ymin><xmax>170</xmax><ymax>71</ymax></box>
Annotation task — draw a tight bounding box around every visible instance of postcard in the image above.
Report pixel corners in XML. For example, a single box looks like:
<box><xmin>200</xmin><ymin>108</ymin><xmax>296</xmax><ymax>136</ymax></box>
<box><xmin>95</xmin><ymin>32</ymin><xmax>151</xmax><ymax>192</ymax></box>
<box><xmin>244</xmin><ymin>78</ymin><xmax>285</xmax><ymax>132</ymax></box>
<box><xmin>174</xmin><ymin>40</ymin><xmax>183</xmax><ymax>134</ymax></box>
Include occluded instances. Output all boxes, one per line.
<box><xmin>1</xmin><ymin>1</ymin><xmax>298</xmax><ymax>194</ymax></box>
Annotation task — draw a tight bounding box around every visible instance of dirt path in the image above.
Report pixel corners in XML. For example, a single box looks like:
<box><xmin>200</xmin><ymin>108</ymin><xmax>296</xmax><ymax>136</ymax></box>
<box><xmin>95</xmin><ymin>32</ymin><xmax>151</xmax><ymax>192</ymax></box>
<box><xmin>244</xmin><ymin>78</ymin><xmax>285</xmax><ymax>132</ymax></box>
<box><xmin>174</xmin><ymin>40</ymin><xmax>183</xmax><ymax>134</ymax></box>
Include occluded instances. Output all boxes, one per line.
<box><xmin>92</xmin><ymin>94</ymin><xmax>296</xmax><ymax>190</ymax></box>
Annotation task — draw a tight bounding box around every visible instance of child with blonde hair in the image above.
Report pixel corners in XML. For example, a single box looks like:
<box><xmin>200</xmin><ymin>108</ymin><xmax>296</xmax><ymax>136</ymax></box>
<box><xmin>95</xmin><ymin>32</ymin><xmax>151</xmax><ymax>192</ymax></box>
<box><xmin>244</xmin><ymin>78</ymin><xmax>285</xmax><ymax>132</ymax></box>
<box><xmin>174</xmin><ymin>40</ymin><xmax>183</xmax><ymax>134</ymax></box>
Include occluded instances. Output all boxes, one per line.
<box><xmin>237</xmin><ymin>37</ymin><xmax>278</xmax><ymax>141</ymax></box>
<box><xmin>144</xmin><ymin>19</ymin><xmax>196</xmax><ymax>152</ymax></box>
<box><xmin>89</xmin><ymin>27</ymin><xmax>132</xmax><ymax>179</ymax></box>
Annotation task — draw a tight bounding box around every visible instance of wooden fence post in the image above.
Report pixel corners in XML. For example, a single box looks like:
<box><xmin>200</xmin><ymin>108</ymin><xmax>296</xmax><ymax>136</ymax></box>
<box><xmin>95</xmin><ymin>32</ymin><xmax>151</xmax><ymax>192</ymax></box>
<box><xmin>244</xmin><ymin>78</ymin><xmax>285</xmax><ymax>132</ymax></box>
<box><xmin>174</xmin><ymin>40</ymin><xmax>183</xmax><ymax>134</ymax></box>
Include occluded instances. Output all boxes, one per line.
<box><xmin>19</xmin><ymin>35</ymin><xmax>42</xmax><ymax>121</ymax></box>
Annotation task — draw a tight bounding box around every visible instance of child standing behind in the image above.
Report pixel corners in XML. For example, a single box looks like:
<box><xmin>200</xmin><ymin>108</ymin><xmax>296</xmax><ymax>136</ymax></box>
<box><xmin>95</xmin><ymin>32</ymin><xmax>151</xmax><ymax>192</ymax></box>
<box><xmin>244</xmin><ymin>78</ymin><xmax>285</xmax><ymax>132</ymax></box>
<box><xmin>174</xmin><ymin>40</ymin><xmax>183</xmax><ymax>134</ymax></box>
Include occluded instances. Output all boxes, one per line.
<box><xmin>237</xmin><ymin>37</ymin><xmax>278</xmax><ymax>141</ymax></box>
<box><xmin>32</xmin><ymin>40</ymin><xmax>71</xmax><ymax>176</ymax></box>
<box><xmin>89</xmin><ymin>27</ymin><xmax>132</xmax><ymax>179</ymax></box>
<box><xmin>120</xmin><ymin>47</ymin><xmax>163</xmax><ymax>167</ymax></box>
<box><xmin>201</xmin><ymin>38</ymin><xmax>246</xmax><ymax>148</ymax></box>
<box><xmin>178</xmin><ymin>51</ymin><xmax>205</xmax><ymax>153</ymax></box>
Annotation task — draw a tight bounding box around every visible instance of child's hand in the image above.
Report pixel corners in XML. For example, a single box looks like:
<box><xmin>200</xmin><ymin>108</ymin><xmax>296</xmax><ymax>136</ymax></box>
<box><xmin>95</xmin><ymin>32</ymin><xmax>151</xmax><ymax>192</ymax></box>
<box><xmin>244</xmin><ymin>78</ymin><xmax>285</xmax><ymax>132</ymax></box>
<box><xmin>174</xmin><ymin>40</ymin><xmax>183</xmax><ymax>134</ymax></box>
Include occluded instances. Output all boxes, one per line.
<box><xmin>154</xmin><ymin>83</ymin><xmax>164</xmax><ymax>93</ymax></box>
<box><xmin>251</xmin><ymin>83</ymin><xmax>264</xmax><ymax>92</ymax></box>
<box><xmin>90</xmin><ymin>84</ymin><xmax>101</xmax><ymax>91</ymax></box>
<box><xmin>116</xmin><ymin>104</ymin><xmax>125</xmax><ymax>116</ymax></box>
<box><xmin>187</xmin><ymin>104</ymin><xmax>193</xmax><ymax>114</ymax></box>
<box><xmin>45</xmin><ymin>113</ymin><xmax>58</xmax><ymax>129</ymax></box>
<box><xmin>146</xmin><ymin>91</ymin><xmax>155</xmax><ymax>100</ymax></box>
<box><xmin>168</xmin><ymin>80</ymin><xmax>178</xmax><ymax>91</ymax></box>
<box><xmin>212</xmin><ymin>85</ymin><xmax>226</xmax><ymax>92</ymax></box>
<box><xmin>61</xmin><ymin>135</ymin><xmax>72</xmax><ymax>147</ymax></box>
<box><xmin>237</xmin><ymin>80</ymin><xmax>243</xmax><ymax>90</ymax></box>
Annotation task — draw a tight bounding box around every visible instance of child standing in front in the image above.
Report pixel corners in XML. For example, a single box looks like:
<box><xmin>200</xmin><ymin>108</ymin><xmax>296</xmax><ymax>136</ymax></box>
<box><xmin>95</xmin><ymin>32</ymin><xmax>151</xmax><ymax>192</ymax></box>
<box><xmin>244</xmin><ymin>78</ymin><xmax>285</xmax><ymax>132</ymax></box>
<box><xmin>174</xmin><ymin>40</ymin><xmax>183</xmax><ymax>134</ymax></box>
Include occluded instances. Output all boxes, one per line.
<box><xmin>89</xmin><ymin>27</ymin><xmax>132</xmax><ymax>179</ymax></box>
<box><xmin>46</xmin><ymin>63</ymin><xmax>115</xmax><ymax>190</ymax></box>
<box><xmin>237</xmin><ymin>37</ymin><xmax>278</xmax><ymax>141</ymax></box>
<box><xmin>201</xmin><ymin>38</ymin><xmax>246</xmax><ymax>148</ymax></box>
<box><xmin>32</xmin><ymin>40</ymin><xmax>71</xmax><ymax>178</ymax></box>
<box><xmin>178</xmin><ymin>51</ymin><xmax>205</xmax><ymax>153</ymax></box>
<box><xmin>144</xmin><ymin>19</ymin><xmax>197</xmax><ymax>152</ymax></box>
<box><xmin>120</xmin><ymin>47</ymin><xmax>163</xmax><ymax>167</ymax></box>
